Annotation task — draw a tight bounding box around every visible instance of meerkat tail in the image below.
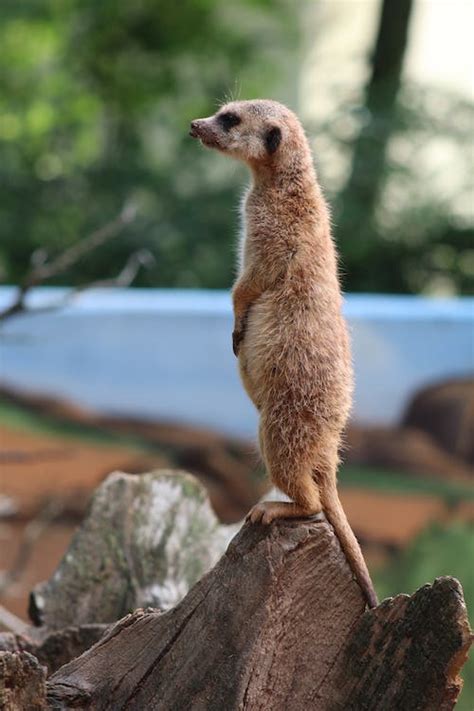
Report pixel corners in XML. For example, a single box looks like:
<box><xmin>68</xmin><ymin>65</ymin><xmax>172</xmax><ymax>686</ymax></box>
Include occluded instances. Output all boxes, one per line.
<box><xmin>321</xmin><ymin>482</ymin><xmax>378</xmax><ymax>609</ymax></box>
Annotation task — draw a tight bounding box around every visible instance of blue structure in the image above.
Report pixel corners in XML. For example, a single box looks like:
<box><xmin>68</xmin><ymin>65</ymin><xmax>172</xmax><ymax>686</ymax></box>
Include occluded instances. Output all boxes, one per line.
<box><xmin>0</xmin><ymin>287</ymin><xmax>472</xmax><ymax>438</ymax></box>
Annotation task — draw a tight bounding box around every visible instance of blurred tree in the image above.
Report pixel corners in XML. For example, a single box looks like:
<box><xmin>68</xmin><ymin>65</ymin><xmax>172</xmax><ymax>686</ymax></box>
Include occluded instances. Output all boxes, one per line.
<box><xmin>330</xmin><ymin>0</ymin><xmax>473</xmax><ymax>294</ymax></box>
<box><xmin>336</xmin><ymin>0</ymin><xmax>413</xmax><ymax>279</ymax></box>
<box><xmin>0</xmin><ymin>0</ymin><xmax>472</xmax><ymax>294</ymax></box>
<box><xmin>0</xmin><ymin>0</ymin><xmax>296</xmax><ymax>289</ymax></box>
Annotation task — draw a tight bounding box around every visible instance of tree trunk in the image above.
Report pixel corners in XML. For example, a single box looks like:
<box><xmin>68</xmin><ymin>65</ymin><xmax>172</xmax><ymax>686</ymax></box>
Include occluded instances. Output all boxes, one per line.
<box><xmin>39</xmin><ymin>518</ymin><xmax>472</xmax><ymax>710</ymax></box>
<box><xmin>337</xmin><ymin>0</ymin><xmax>414</xmax><ymax>286</ymax></box>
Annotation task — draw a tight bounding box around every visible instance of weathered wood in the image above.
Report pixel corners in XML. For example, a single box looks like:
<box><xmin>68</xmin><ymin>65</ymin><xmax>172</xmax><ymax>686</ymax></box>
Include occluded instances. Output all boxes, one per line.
<box><xmin>45</xmin><ymin>519</ymin><xmax>472</xmax><ymax>710</ymax></box>
<box><xmin>0</xmin><ymin>623</ymin><xmax>108</xmax><ymax>676</ymax></box>
<box><xmin>0</xmin><ymin>650</ymin><xmax>47</xmax><ymax>710</ymax></box>
<box><xmin>29</xmin><ymin>470</ymin><xmax>235</xmax><ymax>629</ymax></box>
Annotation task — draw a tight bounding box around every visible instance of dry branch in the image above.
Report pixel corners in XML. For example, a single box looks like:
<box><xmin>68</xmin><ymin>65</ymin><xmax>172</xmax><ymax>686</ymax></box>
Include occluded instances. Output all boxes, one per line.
<box><xmin>23</xmin><ymin>204</ymin><xmax>136</xmax><ymax>286</ymax></box>
<box><xmin>0</xmin><ymin>203</ymin><xmax>151</xmax><ymax>324</ymax></box>
<box><xmin>0</xmin><ymin>605</ymin><xmax>30</xmax><ymax>638</ymax></box>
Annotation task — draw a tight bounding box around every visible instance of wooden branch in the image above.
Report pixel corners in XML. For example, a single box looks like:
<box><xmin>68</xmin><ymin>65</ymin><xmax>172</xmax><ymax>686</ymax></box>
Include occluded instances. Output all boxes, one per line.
<box><xmin>25</xmin><ymin>204</ymin><xmax>136</xmax><ymax>287</ymax></box>
<box><xmin>6</xmin><ymin>248</ymin><xmax>155</xmax><ymax>321</ymax></box>
<box><xmin>0</xmin><ymin>604</ymin><xmax>30</xmax><ymax>637</ymax></box>
<box><xmin>42</xmin><ymin>519</ymin><xmax>471</xmax><ymax>710</ymax></box>
<box><xmin>74</xmin><ymin>248</ymin><xmax>155</xmax><ymax>290</ymax></box>
<box><xmin>0</xmin><ymin>203</ymin><xmax>139</xmax><ymax>324</ymax></box>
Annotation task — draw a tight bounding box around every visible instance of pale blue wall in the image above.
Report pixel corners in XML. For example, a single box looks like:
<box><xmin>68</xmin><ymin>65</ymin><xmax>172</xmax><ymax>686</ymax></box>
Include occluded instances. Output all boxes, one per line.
<box><xmin>0</xmin><ymin>287</ymin><xmax>472</xmax><ymax>438</ymax></box>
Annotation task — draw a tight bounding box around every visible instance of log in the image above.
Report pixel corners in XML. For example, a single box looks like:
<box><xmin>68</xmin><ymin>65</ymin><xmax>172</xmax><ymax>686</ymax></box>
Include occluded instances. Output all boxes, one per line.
<box><xmin>45</xmin><ymin>518</ymin><xmax>472</xmax><ymax>710</ymax></box>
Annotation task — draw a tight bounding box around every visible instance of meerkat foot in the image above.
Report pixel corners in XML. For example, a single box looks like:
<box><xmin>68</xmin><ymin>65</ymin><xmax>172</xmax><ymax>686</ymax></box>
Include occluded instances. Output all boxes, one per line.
<box><xmin>246</xmin><ymin>501</ymin><xmax>319</xmax><ymax>525</ymax></box>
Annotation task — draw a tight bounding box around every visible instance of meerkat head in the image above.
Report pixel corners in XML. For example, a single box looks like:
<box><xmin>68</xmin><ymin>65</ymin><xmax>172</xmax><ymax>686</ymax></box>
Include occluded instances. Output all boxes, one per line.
<box><xmin>190</xmin><ymin>99</ymin><xmax>308</xmax><ymax>169</ymax></box>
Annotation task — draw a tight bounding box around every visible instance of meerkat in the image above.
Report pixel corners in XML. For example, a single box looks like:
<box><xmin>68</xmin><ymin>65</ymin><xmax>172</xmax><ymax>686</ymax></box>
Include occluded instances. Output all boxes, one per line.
<box><xmin>190</xmin><ymin>99</ymin><xmax>378</xmax><ymax>608</ymax></box>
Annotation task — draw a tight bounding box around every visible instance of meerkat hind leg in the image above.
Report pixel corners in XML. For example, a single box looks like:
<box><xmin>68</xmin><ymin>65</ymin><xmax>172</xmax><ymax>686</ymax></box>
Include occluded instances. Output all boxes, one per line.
<box><xmin>246</xmin><ymin>500</ymin><xmax>321</xmax><ymax>525</ymax></box>
<box><xmin>251</xmin><ymin>423</ymin><xmax>323</xmax><ymax>524</ymax></box>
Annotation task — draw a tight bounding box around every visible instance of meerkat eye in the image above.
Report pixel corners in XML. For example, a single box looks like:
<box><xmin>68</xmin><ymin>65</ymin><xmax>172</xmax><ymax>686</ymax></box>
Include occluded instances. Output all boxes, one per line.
<box><xmin>218</xmin><ymin>112</ymin><xmax>241</xmax><ymax>131</ymax></box>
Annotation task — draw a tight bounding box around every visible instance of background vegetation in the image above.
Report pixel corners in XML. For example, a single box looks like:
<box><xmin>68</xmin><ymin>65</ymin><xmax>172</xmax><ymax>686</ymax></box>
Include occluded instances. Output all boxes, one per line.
<box><xmin>1</xmin><ymin>0</ymin><xmax>472</xmax><ymax>294</ymax></box>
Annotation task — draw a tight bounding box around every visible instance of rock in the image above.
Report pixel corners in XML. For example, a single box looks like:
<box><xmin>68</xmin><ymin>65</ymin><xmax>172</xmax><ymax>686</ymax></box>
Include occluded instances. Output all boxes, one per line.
<box><xmin>402</xmin><ymin>378</ymin><xmax>474</xmax><ymax>466</ymax></box>
<box><xmin>29</xmin><ymin>470</ymin><xmax>236</xmax><ymax>629</ymax></box>
<box><xmin>345</xmin><ymin>424</ymin><xmax>473</xmax><ymax>482</ymax></box>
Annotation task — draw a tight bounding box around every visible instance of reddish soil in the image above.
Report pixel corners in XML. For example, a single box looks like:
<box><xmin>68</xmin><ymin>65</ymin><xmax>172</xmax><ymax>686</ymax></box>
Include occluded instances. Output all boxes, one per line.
<box><xmin>0</xmin><ymin>424</ymin><xmax>164</xmax><ymax>517</ymax></box>
<box><xmin>0</xmin><ymin>521</ymin><xmax>74</xmax><ymax>620</ymax></box>
<box><xmin>341</xmin><ymin>489</ymin><xmax>447</xmax><ymax>546</ymax></box>
<box><xmin>0</xmin><ymin>424</ymin><xmax>169</xmax><ymax>620</ymax></box>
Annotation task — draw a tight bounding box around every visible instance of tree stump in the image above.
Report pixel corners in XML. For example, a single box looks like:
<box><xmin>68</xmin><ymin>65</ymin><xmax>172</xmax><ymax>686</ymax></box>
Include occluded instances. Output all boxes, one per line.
<box><xmin>42</xmin><ymin>518</ymin><xmax>472</xmax><ymax>710</ymax></box>
<box><xmin>29</xmin><ymin>470</ymin><xmax>235</xmax><ymax>628</ymax></box>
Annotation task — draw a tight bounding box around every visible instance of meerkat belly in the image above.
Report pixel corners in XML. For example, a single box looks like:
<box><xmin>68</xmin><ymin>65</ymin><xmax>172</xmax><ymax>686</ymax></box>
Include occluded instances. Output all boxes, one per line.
<box><xmin>239</xmin><ymin>289</ymin><xmax>352</xmax><ymax>426</ymax></box>
<box><xmin>238</xmin><ymin>292</ymin><xmax>275</xmax><ymax>409</ymax></box>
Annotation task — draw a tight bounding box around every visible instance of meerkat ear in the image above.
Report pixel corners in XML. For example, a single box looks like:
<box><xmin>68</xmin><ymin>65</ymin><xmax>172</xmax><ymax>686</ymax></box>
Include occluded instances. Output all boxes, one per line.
<box><xmin>264</xmin><ymin>126</ymin><xmax>282</xmax><ymax>155</ymax></box>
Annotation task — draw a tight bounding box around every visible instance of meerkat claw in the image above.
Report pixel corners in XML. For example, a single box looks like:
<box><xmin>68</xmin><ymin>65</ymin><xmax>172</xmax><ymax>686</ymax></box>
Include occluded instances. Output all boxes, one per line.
<box><xmin>262</xmin><ymin>510</ymin><xmax>276</xmax><ymax>525</ymax></box>
<box><xmin>246</xmin><ymin>503</ymin><xmax>267</xmax><ymax>524</ymax></box>
<box><xmin>246</xmin><ymin>502</ymin><xmax>289</xmax><ymax>525</ymax></box>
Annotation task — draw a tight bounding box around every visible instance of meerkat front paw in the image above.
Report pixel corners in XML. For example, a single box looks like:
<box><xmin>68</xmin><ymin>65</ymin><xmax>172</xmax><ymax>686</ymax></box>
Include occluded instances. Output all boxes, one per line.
<box><xmin>246</xmin><ymin>501</ymin><xmax>322</xmax><ymax>525</ymax></box>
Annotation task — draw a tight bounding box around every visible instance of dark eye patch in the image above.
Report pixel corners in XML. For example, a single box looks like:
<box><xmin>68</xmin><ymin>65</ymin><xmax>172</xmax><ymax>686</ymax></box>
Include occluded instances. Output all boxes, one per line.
<box><xmin>217</xmin><ymin>112</ymin><xmax>241</xmax><ymax>131</ymax></box>
<box><xmin>264</xmin><ymin>126</ymin><xmax>281</xmax><ymax>154</ymax></box>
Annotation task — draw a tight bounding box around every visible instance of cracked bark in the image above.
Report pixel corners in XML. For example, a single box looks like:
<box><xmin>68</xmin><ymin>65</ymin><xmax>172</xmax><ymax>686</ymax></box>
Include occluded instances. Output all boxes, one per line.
<box><xmin>0</xmin><ymin>650</ymin><xmax>47</xmax><ymax>710</ymax></box>
<box><xmin>39</xmin><ymin>518</ymin><xmax>472</xmax><ymax>710</ymax></box>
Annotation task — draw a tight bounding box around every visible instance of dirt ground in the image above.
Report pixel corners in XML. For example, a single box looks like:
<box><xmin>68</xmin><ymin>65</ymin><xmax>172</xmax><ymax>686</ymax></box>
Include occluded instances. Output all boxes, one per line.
<box><xmin>1</xmin><ymin>422</ymin><xmax>472</xmax><ymax>622</ymax></box>
<box><xmin>0</xmin><ymin>424</ymin><xmax>165</xmax><ymax>517</ymax></box>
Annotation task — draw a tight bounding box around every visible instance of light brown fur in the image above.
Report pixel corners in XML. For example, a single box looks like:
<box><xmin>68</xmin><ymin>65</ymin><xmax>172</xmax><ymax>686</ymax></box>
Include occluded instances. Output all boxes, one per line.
<box><xmin>190</xmin><ymin>99</ymin><xmax>378</xmax><ymax>608</ymax></box>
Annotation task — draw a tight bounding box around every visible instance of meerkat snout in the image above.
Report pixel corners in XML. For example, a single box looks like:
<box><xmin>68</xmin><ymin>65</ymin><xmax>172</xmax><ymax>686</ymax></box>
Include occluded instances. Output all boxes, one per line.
<box><xmin>189</xmin><ymin>118</ymin><xmax>218</xmax><ymax>148</ymax></box>
<box><xmin>189</xmin><ymin>120</ymin><xmax>199</xmax><ymax>137</ymax></box>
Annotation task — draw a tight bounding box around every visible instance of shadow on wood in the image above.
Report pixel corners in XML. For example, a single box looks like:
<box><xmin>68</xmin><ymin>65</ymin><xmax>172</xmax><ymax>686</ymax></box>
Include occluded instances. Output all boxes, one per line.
<box><xmin>40</xmin><ymin>518</ymin><xmax>472</xmax><ymax>710</ymax></box>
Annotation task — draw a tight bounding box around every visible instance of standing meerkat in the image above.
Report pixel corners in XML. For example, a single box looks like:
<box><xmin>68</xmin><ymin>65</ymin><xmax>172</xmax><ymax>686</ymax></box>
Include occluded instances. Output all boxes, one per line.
<box><xmin>190</xmin><ymin>99</ymin><xmax>378</xmax><ymax>608</ymax></box>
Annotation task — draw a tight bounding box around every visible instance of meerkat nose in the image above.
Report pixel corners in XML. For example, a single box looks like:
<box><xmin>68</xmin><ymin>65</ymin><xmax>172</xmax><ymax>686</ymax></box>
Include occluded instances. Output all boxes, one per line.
<box><xmin>189</xmin><ymin>120</ymin><xmax>200</xmax><ymax>138</ymax></box>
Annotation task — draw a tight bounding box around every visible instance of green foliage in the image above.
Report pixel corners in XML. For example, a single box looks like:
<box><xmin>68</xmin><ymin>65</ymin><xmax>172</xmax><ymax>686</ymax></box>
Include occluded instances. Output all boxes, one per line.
<box><xmin>313</xmin><ymin>83</ymin><xmax>474</xmax><ymax>295</ymax></box>
<box><xmin>375</xmin><ymin>523</ymin><xmax>474</xmax><ymax>710</ymax></box>
<box><xmin>340</xmin><ymin>464</ymin><xmax>474</xmax><ymax>503</ymax></box>
<box><xmin>0</xmin><ymin>0</ymin><xmax>296</xmax><ymax>288</ymax></box>
<box><xmin>0</xmin><ymin>2</ymin><xmax>472</xmax><ymax>294</ymax></box>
